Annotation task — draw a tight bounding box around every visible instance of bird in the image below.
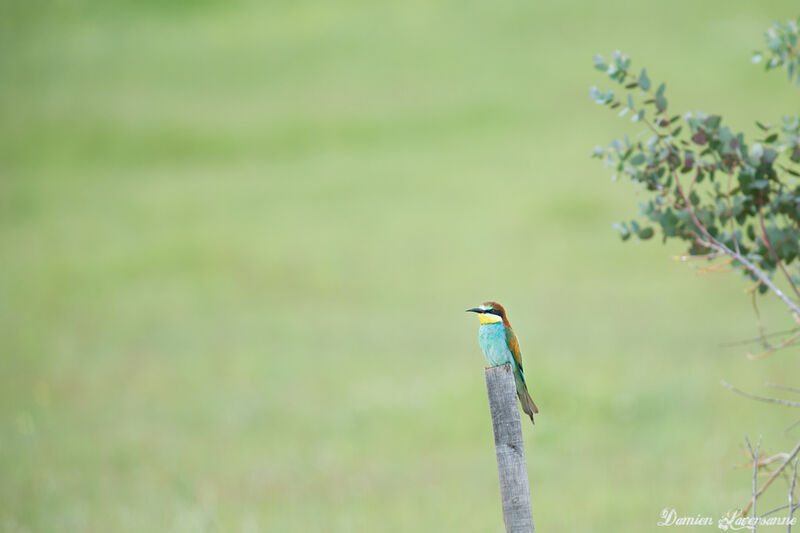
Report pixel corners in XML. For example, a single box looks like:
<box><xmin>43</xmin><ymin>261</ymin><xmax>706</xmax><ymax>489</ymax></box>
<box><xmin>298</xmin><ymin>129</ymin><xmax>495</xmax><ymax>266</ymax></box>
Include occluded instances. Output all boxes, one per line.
<box><xmin>466</xmin><ymin>301</ymin><xmax>538</xmax><ymax>424</ymax></box>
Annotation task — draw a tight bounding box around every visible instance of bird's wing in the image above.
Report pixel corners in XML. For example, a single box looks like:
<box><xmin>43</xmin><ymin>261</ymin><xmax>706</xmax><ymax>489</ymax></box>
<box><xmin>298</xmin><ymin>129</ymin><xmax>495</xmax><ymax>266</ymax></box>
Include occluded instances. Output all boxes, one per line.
<box><xmin>505</xmin><ymin>326</ymin><xmax>524</xmax><ymax>372</ymax></box>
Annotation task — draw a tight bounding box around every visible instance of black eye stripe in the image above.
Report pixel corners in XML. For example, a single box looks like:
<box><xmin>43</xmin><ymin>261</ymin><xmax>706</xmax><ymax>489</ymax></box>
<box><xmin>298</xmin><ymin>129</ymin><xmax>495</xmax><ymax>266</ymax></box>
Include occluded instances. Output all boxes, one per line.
<box><xmin>486</xmin><ymin>309</ymin><xmax>503</xmax><ymax>317</ymax></box>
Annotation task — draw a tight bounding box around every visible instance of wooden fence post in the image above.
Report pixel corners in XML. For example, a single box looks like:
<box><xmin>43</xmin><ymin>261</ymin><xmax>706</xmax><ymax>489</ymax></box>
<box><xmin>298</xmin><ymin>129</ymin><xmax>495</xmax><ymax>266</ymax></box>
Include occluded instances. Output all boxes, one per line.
<box><xmin>484</xmin><ymin>363</ymin><xmax>535</xmax><ymax>533</ymax></box>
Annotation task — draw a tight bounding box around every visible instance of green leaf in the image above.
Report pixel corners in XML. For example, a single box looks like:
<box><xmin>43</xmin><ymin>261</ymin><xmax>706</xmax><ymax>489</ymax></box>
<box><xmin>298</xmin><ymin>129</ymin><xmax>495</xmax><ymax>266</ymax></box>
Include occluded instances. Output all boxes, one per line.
<box><xmin>593</xmin><ymin>53</ymin><xmax>607</xmax><ymax>71</ymax></box>
<box><xmin>656</xmin><ymin>83</ymin><xmax>666</xmax><ymax>97</ymax></box>
<box><xmin>675</xmin><ymin>209</ymin><xmax>691</xmax><ymax>222</ymax></box>
<box><xmin>783</xmin><ymin>165</ymin><xmax>800</xmax><ymax>177</ymax></box>
<box><xmin>750</xmin><ymin>142</ymin><xmax>764</xmax><ymax>160</ymax></box>
<box><xmin>612</xmin><ymin>222</ymin><xmax>631</xmax><ymax>241</ymax></box>
<box><xmin>638</xmin><ymin>69</ymin><xmax>651</xmax><ymax>91</ymax></box>
<box><xmin>637</xmin><ymin>227</ymin><xmax>655</xmax><ymax>239</ymax></box>
<box><xmin>655</xmin><ymin>94</ymin><xmax>667</xmax><ymax>112</ymax></box>
<box><xmin>705</xmin><ymin>115</ymin><xmax>721</xmax><ymax>129</ymax></box>
<box><xmin>630</xmin><ymin>153</ymin><xmax>646</xmax><ymax>166</ymax></box>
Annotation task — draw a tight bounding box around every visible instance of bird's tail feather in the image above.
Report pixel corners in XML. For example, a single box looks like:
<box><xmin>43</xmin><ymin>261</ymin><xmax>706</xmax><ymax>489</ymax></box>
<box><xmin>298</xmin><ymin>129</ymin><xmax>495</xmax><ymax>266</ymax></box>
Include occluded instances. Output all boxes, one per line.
<box><xmin>518</xmin><ymin>388</ymin><xmax>538</xmax><ymax>425</ymax></box>
<box><xmin>513</xmin><ymin>368</ymin><xmax>538</xmax><ymax>425</ymax></box>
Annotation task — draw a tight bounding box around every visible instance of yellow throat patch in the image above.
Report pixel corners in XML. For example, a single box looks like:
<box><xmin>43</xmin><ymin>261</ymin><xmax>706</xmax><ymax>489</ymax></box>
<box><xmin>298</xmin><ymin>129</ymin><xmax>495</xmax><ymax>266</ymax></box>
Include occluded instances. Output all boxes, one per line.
<box><xmin>478</xmin><ymin>313</ymin><xmax>502</xmax><ymax>324</ymax></box>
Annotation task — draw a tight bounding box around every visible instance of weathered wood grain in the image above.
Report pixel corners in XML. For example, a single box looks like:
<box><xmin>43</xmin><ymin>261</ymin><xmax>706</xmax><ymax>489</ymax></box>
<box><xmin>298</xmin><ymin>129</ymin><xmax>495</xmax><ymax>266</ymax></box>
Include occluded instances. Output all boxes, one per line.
<box><xmin>485</xmin><ymin>363</ymin><xmax>535</xmax><ymax>533</ymax></box>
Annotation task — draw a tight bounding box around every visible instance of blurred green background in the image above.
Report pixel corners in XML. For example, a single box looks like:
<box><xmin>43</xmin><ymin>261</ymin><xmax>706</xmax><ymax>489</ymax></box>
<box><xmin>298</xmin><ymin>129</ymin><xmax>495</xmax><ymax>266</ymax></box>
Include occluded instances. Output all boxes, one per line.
<box><xmin>3</xmin><ymin>0</ymin><xmax>800</xmax><ymax>531</ymax></box>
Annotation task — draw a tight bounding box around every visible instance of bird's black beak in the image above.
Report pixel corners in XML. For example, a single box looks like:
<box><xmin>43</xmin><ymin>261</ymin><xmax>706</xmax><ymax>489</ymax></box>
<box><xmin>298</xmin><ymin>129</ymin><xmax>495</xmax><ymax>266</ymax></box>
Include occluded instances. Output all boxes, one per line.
<box><xmin>466</xmin><ymin>308</ymin><xmax>483</xmax><ymax>313</ymax></box>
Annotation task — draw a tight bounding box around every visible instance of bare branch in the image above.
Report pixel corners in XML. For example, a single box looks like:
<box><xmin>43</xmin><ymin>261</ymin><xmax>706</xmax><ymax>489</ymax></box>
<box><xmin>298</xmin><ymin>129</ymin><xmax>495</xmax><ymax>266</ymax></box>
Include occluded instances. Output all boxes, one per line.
<box><xmin>748</xmin><ymin>331</ymin><xmax>800</xmax><ymax>360</ymax></box>
<box><xmin>696</xmin><ymin>257</ymin><xmax>740</xmax><ymax>275</ymax></box>
<box><xmin>759</xmin><ymin>201</ymin><xmax>800</xmax><ymax>303</ymax></box>
<box><xmin>722</xmin><ymin>381</ymin><xmax>800</xmax><ymax>407</ymax></box>
<box><xmin>757</xmin><ymin>503</ymin><xmax>800</xmax><ymax>519</ymax></box>
<box><xmin>742</xmin><ymin>440</ymin><xmax>800</xmax><ymax>517</ymax></box>
<box><xmin>746</xmin><ymin>435</ymin><xmax>762</xmax><ymax>530</ymax></box>
<box><xmin>735</xmin><ymin>452</ymin><xmax>791</xmax><ymax>470</ymax></box>
<box><xmin>789</xmin><ymin>457</ymin><xmax>798</xmax><ymax>533</ymax></box>
<box><xmin>670</xmin><ymin>170</ymin><xmax>800</xmax><ymax>318</ymax></box>
<box><xmin>719</xmin><ymin>328</ymin><xmax>800</xmax><ymax>348</ymax></box>
<box><xmin>767</xmin><ymin>383</ymin><xmax>800</xmax><ymax>395</ymax></box>
<box><xmin>673</xmin><ymin>253</ymin><xmax>723</xmax><ymax>261</ymax></box>
<box><xmin>786</xmin><ymin>418</ymin><xmax>800</xmax><ymax>435</ymax></box>
<box><xmin>702</xmin><ymin>238</ymin><xmax>800</xmax><ymax>318</ymax></box>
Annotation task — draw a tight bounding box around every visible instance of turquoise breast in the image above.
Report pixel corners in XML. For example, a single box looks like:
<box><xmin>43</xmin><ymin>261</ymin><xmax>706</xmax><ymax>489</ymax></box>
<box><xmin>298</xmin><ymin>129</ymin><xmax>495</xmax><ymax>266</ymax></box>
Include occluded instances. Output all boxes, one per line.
<box><xmin>478</xmin><ymin>323</ymin><xmax>514</xmax><ymax>367</ymax></box>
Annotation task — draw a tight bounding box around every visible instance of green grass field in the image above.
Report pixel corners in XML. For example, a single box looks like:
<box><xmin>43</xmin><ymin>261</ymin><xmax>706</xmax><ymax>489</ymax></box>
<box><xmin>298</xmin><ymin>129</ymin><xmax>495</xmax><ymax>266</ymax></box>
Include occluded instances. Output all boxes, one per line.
<box><xmin>3</xmin><ymin>1</ymin><xmax>800</xmax><ymax>531</ymax></box>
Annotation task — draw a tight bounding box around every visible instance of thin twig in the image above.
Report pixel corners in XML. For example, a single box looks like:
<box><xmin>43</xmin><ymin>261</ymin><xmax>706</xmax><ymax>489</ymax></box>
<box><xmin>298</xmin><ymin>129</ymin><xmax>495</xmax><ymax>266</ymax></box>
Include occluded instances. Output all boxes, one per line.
<box><xmin>789</xmin><ymin>457</ymin><xmax>798</xmax><ymax>533</ymax></box>
<box><xmin>759</xmin><ymin>201</ymin><xmax>800</xmax><ymax>302</ymax></box>
<box><xmin>752</xmin><ymin>288</ymin><xmax>769</xmax><ymax>350</ymax></box>
<box><xmin>746</xmin><ymin>281</ymin><xmax>765</xmax><ymax>296</ymax></box>
<box><xmin>698</xmin><ymin>267</ymin><xmax>741</xmax><ymax>274</ymax></box>
<box><xmin>757</xmin><ymin>502</ymin><xmax>800</xmax><ymax>519</ymax></box>
<box><xmin>748</xmin><ymin>331</ymin><xmax>800</xmax><ymax>360</ymax></box>
<box><xmin>719</xmin><ymin>328</ymin><xmax>800</xmax><ymax>348</ymax></box>
<box><xmin>722</xmin><ymin>381</ymin><xmax>800</xmax><ymax>407</ymax></box>
<box><xmin>696</xmin><ymin>257</ymin><xmax>738</xmax><ymax>275</ymax></box>
<box><xmin>735</xmin><ymin>450</ymin><xmax>790</xmax><ymax>470</ymax></box>
<box><xmin>766</xmin><ymin>453</ymin><xmax>792</xmax><ymax>465</ymax></box>
<box><xmin>673</xmin><ymin>253</ymin><xmax>722</xmax><ymax>261</ymax></box>
<box><xmin>767</xmin><ymin>383</ymin><xmax>800</xmax><ymax>395</ymax></box>
<box><xmin>786</xmin><ymin>418</ymin><xmax>800</xmax><ymax>435</ymax></box>
<box><xmin>761</xmin><ymin>453</ymin><xmax>790</xmax><ymax>467</ymax></box>
<box><xmin>746</xmin><ymin>435</ymin><xmax>762</xmax><ymax>531</ymax></box>
<box><xmin>742</xmin><ymin>440</ymin><xmax>800</xmax><ymax>517</ymax></box>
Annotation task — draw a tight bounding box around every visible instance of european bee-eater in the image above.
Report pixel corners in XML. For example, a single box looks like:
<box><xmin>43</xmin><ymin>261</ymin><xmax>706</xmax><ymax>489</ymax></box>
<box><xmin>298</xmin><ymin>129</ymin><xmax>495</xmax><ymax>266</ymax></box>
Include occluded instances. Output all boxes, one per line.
<box><xmin>467</xmin><ymin>301</ymin><xmax>538</xmax><ymax>424</ymax></box>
